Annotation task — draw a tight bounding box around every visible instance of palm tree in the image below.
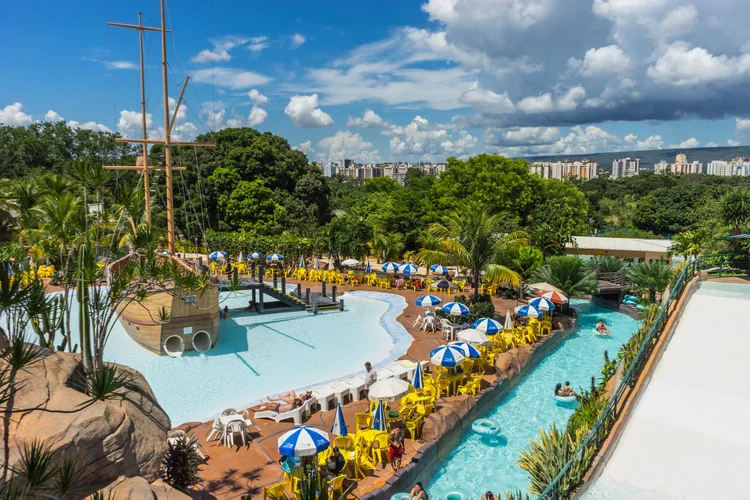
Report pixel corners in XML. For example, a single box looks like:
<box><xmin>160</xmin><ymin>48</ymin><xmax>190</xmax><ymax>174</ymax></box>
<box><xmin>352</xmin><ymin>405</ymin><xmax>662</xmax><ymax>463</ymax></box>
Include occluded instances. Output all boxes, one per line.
<box><xmin>720</xmin><ymin>188</ymin><xmax>750</xmax><ymax>234</ymax></box>
<box><xmin>371</xmin><ymin>232</ymin><xmax>404</xmax><ymax>263</ymax></box>
<box><xmin>531</xmin><ymin>256</ymin><xmax>598</xmax><ymax>298</ymax></box>
<box><xmin>417</xmin><ymin>208</ymin><xmax>527</xmax><ymax>298</ymax></box>
<box><xmin>585</xmin><ymin>255</ymin><xmax>624</xmax><ymax>273</ymax></box>
<box><xmin>668</xmin><ymin>230</ymin><xmax>711</xmax><ymax>261</ymax></box>
<box><xmin>627</xmin><ymin>260</ymin><xmax>672</xmax><ymax>302</ymax></box>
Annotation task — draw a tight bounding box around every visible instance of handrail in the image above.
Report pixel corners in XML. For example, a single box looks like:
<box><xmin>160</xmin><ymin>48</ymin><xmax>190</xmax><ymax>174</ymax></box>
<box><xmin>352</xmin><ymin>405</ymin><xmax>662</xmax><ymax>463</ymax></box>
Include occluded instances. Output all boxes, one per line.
<box><xmin>538</xmin><ymin>254</ymin><xmax>749</xmax><ymax>499</ymax></box>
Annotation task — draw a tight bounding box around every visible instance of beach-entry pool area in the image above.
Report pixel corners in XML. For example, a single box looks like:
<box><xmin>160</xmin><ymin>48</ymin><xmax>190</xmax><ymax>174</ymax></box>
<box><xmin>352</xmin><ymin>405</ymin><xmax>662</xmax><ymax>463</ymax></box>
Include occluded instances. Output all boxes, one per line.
<box><xmin>59</xmin><ymin>291</ymin><xmax>409</xmax><ymax>425</ymax></box>
<box><xmin>427</xmin><ymin>300</ymin><xmax>640</xmax><ymax>499</ymax></box>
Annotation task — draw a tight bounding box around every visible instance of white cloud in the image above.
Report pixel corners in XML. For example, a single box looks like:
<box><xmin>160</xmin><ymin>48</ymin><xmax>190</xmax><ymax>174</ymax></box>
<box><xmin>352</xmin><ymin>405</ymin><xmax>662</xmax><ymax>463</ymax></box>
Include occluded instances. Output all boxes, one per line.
<box><xmin>486</xmin><ymin>124</ymin><xmax>624</xmax><ymax>156</ymax></box>
<box><xmin>317</xmin><ymin>130</ymin><xmax>380</xmax><ymax>162</ymax></box>
<box><xmin>517</xmin><ymin>86</ymin><xmax>586</xmax><ymax>114</ymax></box>
<box><xmin>247</xmin><ymin>107</ymin><xmax>268</xmax><ymax>127</ymax></box>
<box><xmin>706</xmin><ymin>141</ymin><xmax>718</xmax><ymax>147</ymax></box>
<box><xmin>486</xmin><ymin>126</ymin><xmax>561</xmax><ymax>147</ymax></box>
<box><xmin>248</xmin><ymin>89</ymin><xmax>269</xmax><ymax>106</ymax></box>
<box><xmin>291</xmin><ymin>33</ymin><xmax>306</xmax><ymax>49</ymax></box>
<box><xmin>728</xmin><ymin>139</ymin><xmax>740</xmax><ymax>146</ymax></box>
<box><xmin>205</xmin><ymin>109</ymin><xmax>226</xmax><ymax>130</ymax></box>
<box><xmin>192</xmin><ymin>68</ymin><xmax>271</xmax><ymax>89</ymax></box>
<box><xmin>0</xmin><ymin>102</ymin><xmax>33</xmax><ymax>126</ymax></box>
<box><xmin>736</xmin><ymin>118</ymin><xmax>750</xmax><ymax>133</ymax></box>
<box><xmin>68</xmin><ymin>121</ymin><xmax>111</xmax><ymax>133</ymax></box>
<box><xmin>293</xmin><ymin>140</ymin><xmax>314</xmax><ymax>153</ymax></box>
<box><xmin>459</xmin><ymin>81</ymin><xmax>514</xmax><ymax>113</ymax></box>
<box><xmin>347</xmin><ymin>109</ymin><xmax>388</xmax><ymax>128</ymax></box>
<box><xmin>284</xmin><ymin>94</ymin><xmax>334</xmax><ymax>128</ymax></box>
<box><xmin>670</xmin><ymin>137</ymin><xmax>701</xmax><ymax>149</ymax></box>
<box><xmin>44</xmin><ymin>110</ymin><xmax>63</xmax><ymax>122</ymax></box>
<box><xmin>247</xmin><ymin>36</ymin><xmax>270</xmax><ymax>55</ymax></box>
<box><xmin>118</xmin><ymin>109</ymin><xmax>155</xmax><ymax>138</ymax></box>
<box><xmin>574</xmin><ymin>45</ymin><xmax>631</xmax><ymax>76</ymax></box>
<box><xmin>191</xmin><ymin>35</ymin><xmax>253</xmax><ymax>63</ymax></box>
<box><xmin>654</xmin><ymin>5</ymin><xmax>698</xmax><ymax>39</ymax></box>
<box><xmin>384</xmin><ymin>115</ymin><xmax>477</xmax><ymax>157</ymax></box>
<box><xmin>104</xmin><ymin>60</ymin><xmax>138</xmax><ymax>70</ymax></box>
<box><xmin>226</xmin><ymin>118</ymin><xmax>243</xmax><ymax>128</ymax></box>
<box><xmin>648</xmin><ymin>42</ymin><xmax>750</xmax><ymax>86</ymax></box>
<box><xmin>625</xmin><ymin>133</ymin><xmax>664</xmax><ymax>150</ymax></box>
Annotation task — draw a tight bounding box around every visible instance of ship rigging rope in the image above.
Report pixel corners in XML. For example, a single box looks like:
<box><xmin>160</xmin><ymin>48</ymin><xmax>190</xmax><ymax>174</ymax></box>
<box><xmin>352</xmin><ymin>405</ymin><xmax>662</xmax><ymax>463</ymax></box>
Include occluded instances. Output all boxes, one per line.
<box><xmin>174</xmin><ymin>145</ymin><xmax>209</xmax><ymax>253</ymax></box>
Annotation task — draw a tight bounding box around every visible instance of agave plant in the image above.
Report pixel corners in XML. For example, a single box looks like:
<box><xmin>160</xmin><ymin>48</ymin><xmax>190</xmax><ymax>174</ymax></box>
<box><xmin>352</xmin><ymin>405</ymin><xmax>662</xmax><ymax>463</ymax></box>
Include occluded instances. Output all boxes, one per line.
<box><xmin>160</xmin><ymin>436</ymin><xmax>203</xmax><ymax>492</ymax></box>
<box><xmin>76</xmin><ymin>364</ymin><xmax>131</xmax><ymax>404</ymax></box>
<box><xmin>502</xmin><ymin>491</ymin><xmax>532</xmax><ymax>500</ymax></box>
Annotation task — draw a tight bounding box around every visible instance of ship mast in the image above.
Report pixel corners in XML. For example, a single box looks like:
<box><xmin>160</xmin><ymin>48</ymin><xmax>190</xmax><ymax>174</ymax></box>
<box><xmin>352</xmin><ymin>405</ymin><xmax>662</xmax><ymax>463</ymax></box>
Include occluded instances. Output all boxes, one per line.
<box><xmin>104</xmin><ymin>0</ymin><xmax>215</xmax><ymax>254</ymax></box>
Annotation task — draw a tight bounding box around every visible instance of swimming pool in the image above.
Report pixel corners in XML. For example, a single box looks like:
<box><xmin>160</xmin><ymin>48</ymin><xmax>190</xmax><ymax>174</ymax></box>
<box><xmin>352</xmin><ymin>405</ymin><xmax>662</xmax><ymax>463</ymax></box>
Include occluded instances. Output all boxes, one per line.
<box><xmin>48</xmin><ymin>290</ymin><xmax>410</xmax><ymax>425</ymax></box>
<box><xmin>427</xmin><ymin>300</ymin><xmax>640</xmax><ymax>499</ymax></box>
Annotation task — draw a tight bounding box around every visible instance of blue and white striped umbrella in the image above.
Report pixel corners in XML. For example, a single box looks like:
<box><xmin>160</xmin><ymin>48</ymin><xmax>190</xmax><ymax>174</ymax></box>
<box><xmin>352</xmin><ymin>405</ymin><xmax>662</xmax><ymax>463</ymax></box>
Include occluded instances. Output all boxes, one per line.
<box><xmin>473</xmin><ymin>317</ymin><xmax>502</xmax><ymax>334</ymax></box>
<box><xmin>277</xmin><ymin>425</ymin><xmax>330</xmax><ymax>458</ymax></box>
<box><xmin>381</xmin><ymin>261</ymin><xmax>399</xmax><ymax>272</ymax></box>
<box><xmin>365</xmin><ymin>261</ymin><xmax>371</xmax><ymax>273</ymax></box>
<box><xmin>399</xmin><ymin>263</ymin><xmax>418</xmax><ymax>275</ymax></box>
<box><xmin>250</xmin><ymin>251</ymin><xmax>264</xmax><ymax>259</ymax></box>
<box><xmin>299</xmin><ymin>255</ymin><xmax>306</xmax><ymax>268</ymax></box>
<box><xmin>442</xmin><ymin>301</ymin><xmax>470</xmax><ymax>317</ymax></box>
<box><xmin>430</xmin><ymin>345</ymin><xmax>466</xmax><ymax>367</ymax></box>
<box><xmin>412</xmin><ymin>361</ymin><xmax>425</xmax><ymax>390</ymax></box>
<box><xmin>515</xmin><ymin>304</ymin><xmax>543</xmax><ymax>318</ymax></box>
<box><xmin>529</xmin><ymin>296</ymin><xmax>556</xmax><ymax>312</ymax></box>
<box><xmin>416</xmin><ymin>295</ymin><xmax>441</xmax><ymax>307</ymax></box>
<box><xmin>209</xmin><ymin>251</ymin><xmax>227</xmax><ymax>260</ymax></box>
<box><xmin>372</xmin><ymin>400</ymin><xmax>387</xmax><ymax>431</ymax></box>
<box><xmin>430</xmin><ymin>264</ymin><xmax>449</xmax><ymax>275</ymax></box>
<box><xmin>449</xmin><ymin>341</ymin><xmax>482</xmax><ymax>359</ymax></box>
<box><xmin>266</xmin><ymin>253</ymin><xmax>284</xmax><ymax>262</ymax></box>
<box><xmin>331</xmin><ymin>402</ymin><xmax>348</xmax><ymax>437</ymax></box>
<box><xmin>314</xmin><ymin>257</ymin><xmax>320</xmax><ymax>269</ymax></box>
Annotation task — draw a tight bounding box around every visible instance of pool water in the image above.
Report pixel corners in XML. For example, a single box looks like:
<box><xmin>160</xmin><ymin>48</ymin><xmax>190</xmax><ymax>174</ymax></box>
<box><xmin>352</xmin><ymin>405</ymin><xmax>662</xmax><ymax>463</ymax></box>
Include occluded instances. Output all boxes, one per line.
<box><xmin>427</xmin><ymin>300</ymin><xmax>640</xmax><ymax>499</ymax></box>
<box><xmin>47</xmin><ymin>291</ymin><xmax>406</xmax><ymax>425</ymax></box>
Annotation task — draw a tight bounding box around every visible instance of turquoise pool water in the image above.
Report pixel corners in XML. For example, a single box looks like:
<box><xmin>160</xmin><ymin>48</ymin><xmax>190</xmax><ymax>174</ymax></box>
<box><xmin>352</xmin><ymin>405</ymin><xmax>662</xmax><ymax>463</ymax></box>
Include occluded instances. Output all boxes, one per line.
<box><xmin>427</xmin><ymin>300</ymin><xmax>640</xmax><ymax>499</ymax></box>
<box><xmin>43</xmin><ymin>291</ymin><xmax>408</xmax><ymax>425</ymax></box>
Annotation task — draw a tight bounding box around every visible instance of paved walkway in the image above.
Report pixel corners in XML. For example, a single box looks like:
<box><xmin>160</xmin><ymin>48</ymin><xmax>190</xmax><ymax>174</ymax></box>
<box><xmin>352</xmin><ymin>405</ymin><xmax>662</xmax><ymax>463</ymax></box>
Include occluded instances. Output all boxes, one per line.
<box><xmin>584</xmin><ymin>282</ymin><xmax>750</xmax><ymax>499</ymax></box>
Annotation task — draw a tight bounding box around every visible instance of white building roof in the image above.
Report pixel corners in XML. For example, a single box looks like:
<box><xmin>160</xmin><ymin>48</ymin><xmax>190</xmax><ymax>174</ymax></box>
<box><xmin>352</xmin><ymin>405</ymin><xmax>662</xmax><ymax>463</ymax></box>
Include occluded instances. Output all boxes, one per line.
<box><xmin>567</xmin><ymin>236</ymin><xmax>672</xmax><ymax>253</ymax></box>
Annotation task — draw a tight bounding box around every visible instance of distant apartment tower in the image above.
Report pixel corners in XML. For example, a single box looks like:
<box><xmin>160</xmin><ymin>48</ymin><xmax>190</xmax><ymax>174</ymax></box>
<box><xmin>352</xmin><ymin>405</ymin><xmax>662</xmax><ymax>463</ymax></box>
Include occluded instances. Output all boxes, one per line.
<box><xmin>655</xmin><ymin>154</ymin><xmax>703</xmax><ymax>175</ymax></box>
<box><xmin>706</xmin><ymin>160</ymin><xmax>732</xmax><ymax>176</ymax></box>
<box><xmin>612</xmin><ymin>157</ymin><xmax>640</xmax><ymax>178</ymax></box>
<box><xmin>528</xmin><ymin>159</ymin><xmax>598</xmax><ymax>181</ymax></box>
<box><xmin>323</xmin><ymin>162</ymin><xmax>335</xmax><ymax>177</ymax></box>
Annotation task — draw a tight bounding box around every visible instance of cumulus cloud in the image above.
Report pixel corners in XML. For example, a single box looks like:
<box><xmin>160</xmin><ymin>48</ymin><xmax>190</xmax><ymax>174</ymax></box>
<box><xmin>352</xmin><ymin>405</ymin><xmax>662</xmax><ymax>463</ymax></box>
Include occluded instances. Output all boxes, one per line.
<box><xmin>293</xmin><ymin>140</ymin><xmax>314</xmax><ymax>153</ymax></box>
<box><xmin>0</xmin><ymin>102</ymin><xmax>33</xmax><ymax>126</ymax></box>
<box><xmin>571</xmin><ymin>45</ymin><xmax>631</xmax><ymax>76</ymax></box>
<box><xmin>648</xmin><ymin>42</ymin><xmax>750</xmax><ymax>87</ymax></box>
<box><xmin>68</xmin><ymin>121</ymin><xmax>111</xmax><ymax>133</ymax></box>
<box><xmin>317</xmin><ymin>130</ymin><xmax>380</xmax><ymax>162</ymax></box>
<box><xmin>247</xmin><ymin>36</ymin><xmax>270</xmax><ymax>55</ymax></box>
<box><xmin>192</xmin><ymin>68</ymin><xmax>271</xmax><ymax>89</ymax></box>
<box><xmin>247</xmin><ymin>107</ymin><xmax>268</xmax><ymax>127</ymax></box>
<box><xmin>284</xmin><ymin>94</ymin><xmax>334</xmax><ymax>128</ymax></box>
<box><xmin>706</xmin><ymin>141</ymin><xmax>718</xmax><ymax>147</ymax></box>
<box><xmin>517</xmin><ymin>87</ymin><xmax>586</xmax><ymax>114</ymax></box>
<box><xmin>45</xmin><ymin>110</ymin><xmax>63</xmax><ymax>122</ymax></box>
<box><xmin>485</xmin><ymin>124</ymin><xmax>641</xmax><ymax>156</ymax></box>
<box><xmin>670</xmin><ymin>137</ymin><xmax>701</xmax><ymax>149</ymax></box>
<box><xmin>248</xmin><ymin>89</ymin><xmax>269</xmax><ymax>106</ymax></box>
<box><xmin>118</xmin><ymin>109</ymin><xmax>155</xmax><ymax>138</ymax></box>
<box><xmin>384</xmin><ymin>115</ymin><xmax>477</xmax><ymax>157</ymax></box>
<box><xmin>460</xmin><ymin>81</ymin><xmax>514</xmax><ymax>113</ymax></box>
<box><xmin>290</xmin><ymin>33</ymin><xmax>306</xmax><ymax>49</ymax></box>
<box><xmin>347</xmin><ymin>109</ymin><xmax>388</xmax><ymax>128</ymax></box>
<box><xmin>625</xmin><ymin>133</ymin><xmax>664</xmax><ymax>150</ymax></box>
<box><xmin>728</xmin><ymin>139</ymin><xmax>740</xmax><ymax>146</ymax></box>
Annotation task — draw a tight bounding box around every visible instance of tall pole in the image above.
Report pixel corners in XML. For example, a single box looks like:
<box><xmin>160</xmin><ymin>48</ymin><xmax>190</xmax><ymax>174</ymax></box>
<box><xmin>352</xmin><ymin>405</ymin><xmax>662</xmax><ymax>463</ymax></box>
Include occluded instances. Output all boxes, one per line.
<box><xmin>160</xmin><ymin>0</ymin><xmax>175</xmax><ymax>254</ymax></box>
<box><xmin>138</xmin><ymin>12</ymin><xmax>151</xmax><ymax>229</ymax></box>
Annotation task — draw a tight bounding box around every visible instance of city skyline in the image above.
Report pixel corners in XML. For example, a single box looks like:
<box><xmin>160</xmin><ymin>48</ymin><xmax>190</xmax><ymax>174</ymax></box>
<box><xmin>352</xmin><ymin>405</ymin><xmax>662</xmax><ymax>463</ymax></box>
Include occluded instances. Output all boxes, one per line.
<box><xmin>2</xmin><ymin>1</ymin><xmax>750</xmax><ymax>163</ymax></box>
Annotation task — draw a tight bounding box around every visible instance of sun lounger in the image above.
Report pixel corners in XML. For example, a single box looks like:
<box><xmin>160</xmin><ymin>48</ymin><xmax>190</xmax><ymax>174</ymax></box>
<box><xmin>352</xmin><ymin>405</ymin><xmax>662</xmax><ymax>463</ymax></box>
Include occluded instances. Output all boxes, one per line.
<box><xmin>311</xmin><ymin>386</ymin><xmax>336</xmax><ymax>412</ymax></box>
<box><xmin>384</xmin><ymin>363</ymin><xmax>409</xmax><ymax>381</ymax></box>
<box><xmin>344</xmin><ymin>376</ymin><xmax>366</xmax><ymax>401</ymax></box>
<box><xmin>328</xmin><ymin>381</ymin><xmax>352</xmax><ymax>406</ymax></box>
<box><xmin>254</xmin><ymin>399</ymin><xmax>310</xmax><ymax>425</ymax></box>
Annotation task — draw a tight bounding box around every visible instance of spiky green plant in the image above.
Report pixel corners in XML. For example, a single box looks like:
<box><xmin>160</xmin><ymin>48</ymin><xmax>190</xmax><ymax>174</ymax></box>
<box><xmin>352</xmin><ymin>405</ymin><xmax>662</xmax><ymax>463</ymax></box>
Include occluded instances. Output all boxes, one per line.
<box><xmin>55</xmin><ymin>456</ymin><xmax>85</xmax><ymax>499</ymax></box>
<box><xmin>502</xmin><ymin>491</ymin><xmax>532</xmax><ymax>500</ymax></box>
<box><xmin>76</xmin><ymin>244</ymin><xmax>93</xmax><ymax>373</ymax></box>
<box><xmin>160</xmin><ymin>436</ymin><xmax>203</xmax><ymax>492</ymax></box>
<box><xmin>11</xmin><ymin>439</ymin><xmax>58</xmax><ymax>493</ymax></box>
<box><xmin>627</xmin><ymin>260</ymin><xmax>671</xmax><ymax>303</ymax></box>
<box><xmin>531</xmin><ymin>256</ymin><xmax>598</xmax><ymax>298</ymax></box>
<box><xmin>585</xmin><ymin>255</ymin><xmax>624</xmax><ymax>273</ymax></box>
<box><xmin>76</xmin><ymin>364</ymin><xmax>131</xmax><ymax>404</ymax></box>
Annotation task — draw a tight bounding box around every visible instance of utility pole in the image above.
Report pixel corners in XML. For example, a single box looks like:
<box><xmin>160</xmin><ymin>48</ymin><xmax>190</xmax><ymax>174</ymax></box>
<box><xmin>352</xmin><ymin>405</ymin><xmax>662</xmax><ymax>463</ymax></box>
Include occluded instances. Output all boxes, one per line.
<box><xmin>104</xmin><ymin>1</ymin><xmax>214</xmax><ymax>253</ymax></box>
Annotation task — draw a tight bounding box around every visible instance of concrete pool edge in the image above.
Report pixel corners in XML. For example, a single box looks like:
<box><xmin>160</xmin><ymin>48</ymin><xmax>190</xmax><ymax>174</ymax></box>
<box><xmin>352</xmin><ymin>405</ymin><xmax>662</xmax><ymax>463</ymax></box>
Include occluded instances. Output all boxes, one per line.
<box><xmin>575</xmin><ymin>276</ymin><xmax>701</xmax><ymax>498</ymax></box>
<box><xmin>360</xmin><ymin>317</ymin><xmax>579</xmax><ymax>500</ymax></box>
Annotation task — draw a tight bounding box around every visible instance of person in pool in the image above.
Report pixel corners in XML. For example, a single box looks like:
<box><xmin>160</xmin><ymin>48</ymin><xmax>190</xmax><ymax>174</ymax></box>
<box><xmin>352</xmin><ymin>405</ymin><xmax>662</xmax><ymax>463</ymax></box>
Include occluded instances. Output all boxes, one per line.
<box><xmin>481</xmin><ymin>492</ymin><xmax>497</xmax><ymax>500</ymax></box>
<box><xmin>596</xmin><ymin>320</ymin><xmax>610</xmax><ymax>336</ymax></box>
<box><xmin>409</xmin><ymin>482</ymin><xmax>428</xmax><ymax>500</ymax></box>
<box><xmin>555</xmin><ymin>382</ymin><xmax>577</xmax><ymax>397</ymax></box>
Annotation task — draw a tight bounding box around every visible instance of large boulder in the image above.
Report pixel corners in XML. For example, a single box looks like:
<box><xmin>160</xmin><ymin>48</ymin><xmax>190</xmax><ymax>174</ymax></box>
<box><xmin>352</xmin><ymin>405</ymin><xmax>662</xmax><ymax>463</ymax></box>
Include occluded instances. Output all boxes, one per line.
<box><xmin>494</xmin><ymin>347</ymin><xmax>532</xmax><ymax>380</ymax></box>
<box><xmin>421</xmin><ymin>395</ymin><xmax>476</xmax><ymax>442</ymax></box>
<box><xmin>6</xmin><ymin>351</ymin><xmax>170</xmax><ymax>495</ymax></box>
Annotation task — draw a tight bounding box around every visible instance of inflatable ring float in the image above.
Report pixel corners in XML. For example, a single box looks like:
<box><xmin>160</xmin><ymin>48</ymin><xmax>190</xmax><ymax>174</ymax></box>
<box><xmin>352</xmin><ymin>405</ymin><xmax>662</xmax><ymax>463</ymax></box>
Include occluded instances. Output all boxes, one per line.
<box><xmin>553</xmin><ymin>394</ymin><xmax>577</xmax><ymax>403</ymax></box>
<box><xmin>472</xmin><ymin>418</ymin><xmax>500</xmax><ymax>435</ymax></box>
<box><xmin>445</xmin><ymin>490</ymin><xmax>470</xmax><ymax>500</ymax></box>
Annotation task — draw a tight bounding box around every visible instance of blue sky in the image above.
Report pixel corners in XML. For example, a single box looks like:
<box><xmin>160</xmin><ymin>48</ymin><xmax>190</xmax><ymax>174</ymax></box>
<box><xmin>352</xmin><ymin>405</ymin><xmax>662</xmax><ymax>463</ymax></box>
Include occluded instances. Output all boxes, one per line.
<box><xmin>2</xmin><ymin>0</ymin><xmax>750</xmax><ymax>162</ymax></box>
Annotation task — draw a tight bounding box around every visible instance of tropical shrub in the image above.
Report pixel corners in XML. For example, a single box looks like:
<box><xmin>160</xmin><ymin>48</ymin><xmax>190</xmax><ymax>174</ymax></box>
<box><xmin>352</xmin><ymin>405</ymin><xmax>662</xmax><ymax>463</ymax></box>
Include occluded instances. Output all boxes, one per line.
<box><xmin>160</xmin><ymin>436</ymin><xmax>203</xmax><ymax>492</ymax></box>
<box><xmin>626</xmin><ymin>260</ymin><xmax>671</xmax><ymax>302</ymax></box>
<box><xmin>531</xmin><ymin>256</ymin><xmax>598</xmax><ymax>297</ymax></box>
<box><xmin>437</xmin><ymin>294</ymin><xmax>495</xmax><ymax>324</ymax></box>
<box><xmin>585</xmin><ymin>255</ymin><xmax>624</xmax><ymax>273</ymax></box>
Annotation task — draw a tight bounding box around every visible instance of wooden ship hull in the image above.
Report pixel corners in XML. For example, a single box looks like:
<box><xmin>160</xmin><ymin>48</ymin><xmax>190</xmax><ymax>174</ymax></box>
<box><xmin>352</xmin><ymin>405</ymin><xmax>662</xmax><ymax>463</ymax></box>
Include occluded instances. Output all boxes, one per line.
<box><xmin>117</xmin><ymin>284</ymin><xmax>220</xmax><ymax>356</ymax></box>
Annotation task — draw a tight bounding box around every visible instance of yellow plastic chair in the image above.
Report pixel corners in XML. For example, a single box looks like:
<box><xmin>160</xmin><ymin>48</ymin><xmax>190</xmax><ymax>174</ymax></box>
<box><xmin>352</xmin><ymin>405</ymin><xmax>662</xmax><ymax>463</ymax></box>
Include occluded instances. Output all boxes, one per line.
<box><xmin>334</xmin><ymin>435</ymin><xmax>355</xmax><ymax>452</ymax></box>
<box><xmin>437</xmin><ymin>378</ymin><xmax>453</xmax><ymax>398</ymax></box>
<box><xmin>370</xmin><ymin>432</ymin><xmax>389</xmax><ymax>467</ymax></box>
<box><xmin>355</xmin><ymin>412</ymin><xmax>372</xmax><ymax>430</ymax></box>
<box><xmin>329</xmin><ymin>474</ymin><xmax>346</xmax><ymax>498</ymax></box>
<box><xmin>353</xmin><ymin>448</ymin><xmax>377</xmax><ymax>479</ymax></box>
<box><xmin>404</xmin><ymin>404</ymin><xmax>426</xmax><ymax>440</ymax></box>
<box><xmin>540</xmin><ymin>320</ymin><xmax>552</xmax><ymax>336</ymax></box>
<box><xmin>263</xmin><ymin>482</ymin><xmax>289</xmax><ymax>500</ymax></box>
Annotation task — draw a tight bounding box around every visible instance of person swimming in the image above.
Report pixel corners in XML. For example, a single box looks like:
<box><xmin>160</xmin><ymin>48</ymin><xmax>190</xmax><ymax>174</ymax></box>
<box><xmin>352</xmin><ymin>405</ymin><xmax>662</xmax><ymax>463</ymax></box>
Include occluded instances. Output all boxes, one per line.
<box><xmin>555</xmin><ymin>382</ymin><xmax>577</xmax><ymax>397</ymax></box>
<box><xmin>596</xmin><ymin>320</ymin><xmax>610</xmax><ymax>336</ymax></box>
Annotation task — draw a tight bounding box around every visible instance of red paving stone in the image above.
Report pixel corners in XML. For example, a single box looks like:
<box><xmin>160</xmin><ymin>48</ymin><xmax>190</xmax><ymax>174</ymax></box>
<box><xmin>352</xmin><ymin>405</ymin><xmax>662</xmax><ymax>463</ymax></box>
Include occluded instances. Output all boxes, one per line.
<box><xmin>174</xmin><ymin>279</ymin><xmax>520</xmax><ymax>499</ymax></box>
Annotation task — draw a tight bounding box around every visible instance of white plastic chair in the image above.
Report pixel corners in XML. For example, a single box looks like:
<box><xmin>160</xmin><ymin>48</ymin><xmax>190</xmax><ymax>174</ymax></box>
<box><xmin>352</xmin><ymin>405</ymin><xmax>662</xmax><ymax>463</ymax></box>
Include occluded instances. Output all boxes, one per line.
<box><xmin>206</xmin><ymin>419</ymin><xmax>224</xmax><ymax>442</ymax></box>
<box><xmin>412</xmin><ymin>315</ymin><xmax>423</xmax><ymax>328</ymax></box>
<box><xmin>225</xmin><ymin>420</ymin><xmax>248</xmax><ymax>448</ymax></box>
<box><xmin>221</xmin><ymin>408</ymin><xmax>237</xmax><ymax>416</ymax></box>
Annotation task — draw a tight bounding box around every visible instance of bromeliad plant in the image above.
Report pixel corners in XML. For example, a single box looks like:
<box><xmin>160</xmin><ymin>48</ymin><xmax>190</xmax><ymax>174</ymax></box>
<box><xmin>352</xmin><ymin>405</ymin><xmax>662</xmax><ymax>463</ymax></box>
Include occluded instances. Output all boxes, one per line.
<box><xmin>160</xmin><ymin>436</ymin><xmax>203</xmax><ymax>493</ymax></box>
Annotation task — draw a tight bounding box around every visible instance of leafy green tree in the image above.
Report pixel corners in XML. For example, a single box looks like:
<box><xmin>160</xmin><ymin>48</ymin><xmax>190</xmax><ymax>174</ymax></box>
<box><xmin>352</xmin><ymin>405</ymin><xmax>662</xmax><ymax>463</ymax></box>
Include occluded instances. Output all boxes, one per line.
<box><xmin>371</xmin><ymin>232</ymin><xmax>405</xmax><ymax>262</ymax></box>
<box><xmin>417</xmin><ymin>208</ymin><xmax>527</xmax><ymax>298</ymax></box>
<box><xmin>222</xmin><ymin>180</ymin><xmax>285</xmax><ymax>233</ymax></box>
<box><xmin>320</xmin><ymin>215</ymin><xmax>373</xmax><ymax>264</ymax></box>
<box><xmin>503</xmin><ymin>246</ymin><xmax>545</xmax><ymax>280</ymax></box>
<box><xmin>668</xmin><ymin>230</ymin><xmax>711</xmax><ymax>260</ymax></box>
<box><xmin>531</xmin><ymin>256</ymin><xmax>598</xmax><ymax>297</ymax></box>
<box><xmin>720</xmin><ymin>188</ymin><xmax>750</xmax><ymax>234</ymax></box>
<box><xmin>627</xmin><ymin>260</ymin><xmax>672</xmax><ymax>302</ymax></box>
